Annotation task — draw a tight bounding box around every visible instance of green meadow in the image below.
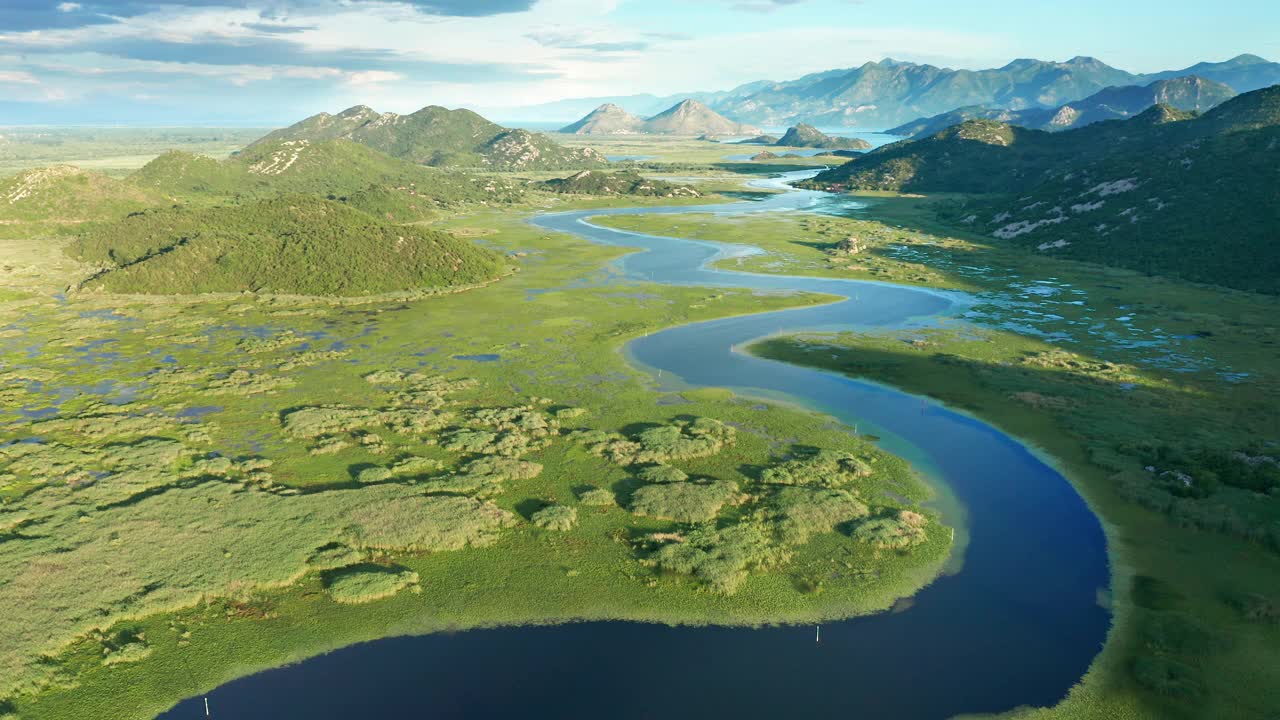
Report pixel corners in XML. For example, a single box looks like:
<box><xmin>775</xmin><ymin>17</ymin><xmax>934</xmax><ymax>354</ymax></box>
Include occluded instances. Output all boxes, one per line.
<box><xmin>0</xmin><ymin>175</ymin><xmax>951</xmax><ymax>718</ymax></box>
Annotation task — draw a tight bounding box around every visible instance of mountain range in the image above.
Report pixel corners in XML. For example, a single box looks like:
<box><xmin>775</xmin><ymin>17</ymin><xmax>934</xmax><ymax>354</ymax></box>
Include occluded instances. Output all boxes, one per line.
<box><xmin>802</xmin><ymin>86</ymin><xmax>1280</xmax><ymax>293</ymax></box>
<box><xmin>887</xmin><ymin>76</ymin><xmax>1237</xmax><ymax>138</ymax></box>
<box><xmin>500</xmin><ymin>54</ymin><xmax>1280</xmax><ymax>129</ymax></box>
<box><xmin>247</xmin><ymin>105</ymin><xmax>606</xmax><ymax>171</ymax></box>
<box><xmin>560</xmin><ymin>99</ymin><xmax>760</xmax><ymax>136</ymax></box>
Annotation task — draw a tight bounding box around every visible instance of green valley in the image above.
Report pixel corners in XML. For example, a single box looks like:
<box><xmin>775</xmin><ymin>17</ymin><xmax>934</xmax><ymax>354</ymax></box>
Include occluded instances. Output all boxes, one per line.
<box><xmin>3</xmin><ymin>15</ymin><xmax>1279</xmax><ymax>720</ymax></box>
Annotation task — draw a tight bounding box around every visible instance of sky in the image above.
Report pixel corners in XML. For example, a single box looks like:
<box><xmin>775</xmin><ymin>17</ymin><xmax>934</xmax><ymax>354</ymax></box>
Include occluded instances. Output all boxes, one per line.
<box><xmin>1</xmin><ymin>0</ymin><xmax>1277</xmax><ymax>124</ymax></box>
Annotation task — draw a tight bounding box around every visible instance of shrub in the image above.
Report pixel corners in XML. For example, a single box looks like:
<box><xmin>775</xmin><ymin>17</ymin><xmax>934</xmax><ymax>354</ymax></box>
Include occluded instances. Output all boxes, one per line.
<box><xmin>629</xmin><ymin>480</ymin><xmax>739</xmax><ymax>523</ymax></box>
<box><xmin>355</xmin><ymin>466</ymin><xmax>393</xmax><ymax>484</ymax></box>
<box><xmin>651</xmin><ymin>522</ymin><xmax>786</xmax><ymax>594</ymax></box>
<box><xmin>577</xmin><ymin>487</ymin><xmax>616</xmax><ymax>506</ymax></box>
<box><xmin>769</xmin><ymin>486</ymin><xmax>870</xmax><ymax>544</ymax></box>
<box><xmin>637</xmin><ymin>464</ymin><xmax>688</xmax><ymax>483</ymax></box>
<box><xmin>762</xmin><ymin>448</ymin><xmax>873</xmax><ymax>487</ymax></box>
<box><xmin>390</xmin><ymin>456</ymin><xmax>443</xmax><ymax>477</ymax></box>
<box><xmin>344</xmin><ymin>495</ymin><xmax>516</xmax><ymax>552</ymax></box>
<box><xmin>306</xmin><ymin>544</ymin><xmax>365</xmax><ymax>570</ymax></box>
<box><xmin>1130</xmin><ymin>655</ymin><xmax>1203</xmax><ymax>698</ymax></box>
<box><xmin>102</xmin><ymin>641</ymin><xmax>153</xmax><ymax>666</ymax></box>
<box><xmin>324</xmin><ymin>565</ymin><xmax>419</xmax><ymax>604</ymax></box>
<box><xmin>531</xmin><ymin>505</ymin><xmax>577</xmax><ymax>531</ymax></box>
<box><xmin>576</xmin><ymin>417</ymin><xmax>736</xmax><ymax>466</ymax></box>
<box><xmin>852</xmin><ymin>510</ymin><xmax>928</xmax><ymax>549</ymax></box>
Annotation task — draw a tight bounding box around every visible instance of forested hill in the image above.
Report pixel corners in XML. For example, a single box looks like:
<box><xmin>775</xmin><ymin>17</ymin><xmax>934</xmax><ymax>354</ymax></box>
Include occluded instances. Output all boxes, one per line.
<box><xmin>72</xmin><ymin>195</ymin><xmax>507</xmax><ymax>297</ymax></box>
<box><xmin>247</xmin><ymin>104</ymin><xmax>606</xmax><ymax>171</ymax></box>
<box><xmin>128</xmin><ymin>139</ymin><xmax>526</xmax><ymax>211</ymax></box>
<box><xmin>804</xmin><ymin>86</ymin><xmax>1280</xmax><ymax>293</ymax></box>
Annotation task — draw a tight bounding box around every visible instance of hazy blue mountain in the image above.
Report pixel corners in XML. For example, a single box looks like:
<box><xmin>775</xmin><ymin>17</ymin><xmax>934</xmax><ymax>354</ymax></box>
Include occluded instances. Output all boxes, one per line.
<box><xmin>561</xmin><ymin>99</ymin><xmax>760</xmax><ymax>135</ymax></box>
<box><xmin>888</xmin><ymin>76</ymin><xmax>1237</xmax><ymax>138</ymax></box>
<box><xmin>1139</xmin><ymin>54</ymin><xmax>1280</xmax><ymax>92</ymax></box>
<box><xmin>526</xmin><ymin>55</ymin><xmax>1279</xmax><ymax>130</ymax></box>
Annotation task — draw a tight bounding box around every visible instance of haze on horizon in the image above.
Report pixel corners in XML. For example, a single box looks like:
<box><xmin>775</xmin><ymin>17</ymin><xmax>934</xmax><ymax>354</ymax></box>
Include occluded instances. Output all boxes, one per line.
<box><xmin>1</xmin><ymin>0</ymin><xmax>1277</xmax><ymax>125</ymax></box>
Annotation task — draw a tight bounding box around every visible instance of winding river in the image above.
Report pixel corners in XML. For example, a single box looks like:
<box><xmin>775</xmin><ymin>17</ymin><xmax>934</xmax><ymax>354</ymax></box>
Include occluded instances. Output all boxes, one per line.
<box><xmin>160</xmin><ymin>172</ymin><xmax>1110</xmax><ymax>719</ymax></box>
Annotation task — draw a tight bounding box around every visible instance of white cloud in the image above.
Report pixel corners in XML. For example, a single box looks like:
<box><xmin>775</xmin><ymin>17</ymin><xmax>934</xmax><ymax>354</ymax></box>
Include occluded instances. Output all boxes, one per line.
<box><xmin>0</xmin><ymin>70</ymin><xmax>40</xmax><ymax>84</ymax></box>
<box><xmin>57</xmin><ymin>2</ymin><xmax>82</xmax><ymax>12</ymax></box>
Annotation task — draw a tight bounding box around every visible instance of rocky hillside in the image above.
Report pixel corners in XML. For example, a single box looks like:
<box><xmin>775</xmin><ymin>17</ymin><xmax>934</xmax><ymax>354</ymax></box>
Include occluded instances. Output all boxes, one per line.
<box><xmin>73</xmin><ymin>195</ymin><xmax>506</xmax><ymax>296</ymax></box>
<box><xmin>562</xmin><ymin>99</ymin><xmax>759</xmax><ymax>136</ymax></box>
<box><xmin>889</xmin><ymin>76</ymin><xmax>1237</xmax><ymax>138</ymax></box>
<box><xmin>559</xmin><ymin>104</ymin><xmax>646</xmax><ymax>134</ymax></box>
<box><xmin>248</xmin><ymin>105</ymin><xmax>605</xmax><ymax>171</ymax></box>
<box><xmin>541</xmin><ymin>170</ymin><xmax>700</xmax><ymax>198</ymax></box>
<box><xmin>809</xmin><ymin>86</ymin><xmax>1280</xmax><ymax>292</ymax></box>
<box><xmin>775</xmin><ymin>124</ymin><xmax>871</xmax><ymax>150</ymax></box>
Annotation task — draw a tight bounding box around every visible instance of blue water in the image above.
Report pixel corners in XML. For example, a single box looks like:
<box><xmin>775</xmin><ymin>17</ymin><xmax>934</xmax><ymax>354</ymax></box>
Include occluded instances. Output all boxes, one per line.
<box><xmin>452</xmin><ymin>353</ymin><xmax>501</xmax><ymax>363</ymax></box>
<box><xmin>159</xmin><ymin>171</ymin><xmax>1109</xmax><ymax>720</ymax></box>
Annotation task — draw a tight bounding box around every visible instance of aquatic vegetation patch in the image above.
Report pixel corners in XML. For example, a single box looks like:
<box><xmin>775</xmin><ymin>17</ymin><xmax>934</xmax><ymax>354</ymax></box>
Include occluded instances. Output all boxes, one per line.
<box><xmin>324</xmin><ymin>565</ymin><xmax>420</xmax><ymax>605</ymax></box>
<box><xmin>573</xmin><ymin>416</ymin><xmax>736</xmax><ymax>465</ymax></box>
<box><xmin>629</xmin><ymin>479</ymin><xmax>742</xmax><ymax>523</ymax></box>
<box><xmin>530</xmin><ymin>504</ymin><xmax>577</xmax><ymax>531</ymax></box>
<box><xmin>768</xmin><ymin>486</ymin><xmax>870</xmax><ymax>545</ymax></box>
<box><xmin>648</xmin><ymin>522</ymin><xmax>788</xmax><ymax>595</ymax></box>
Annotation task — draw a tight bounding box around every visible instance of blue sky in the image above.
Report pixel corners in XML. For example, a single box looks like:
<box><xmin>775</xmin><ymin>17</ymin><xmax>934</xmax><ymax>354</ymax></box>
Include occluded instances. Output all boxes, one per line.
<box><xmin>0</xmin><ymin>0</ymin><xmax>1275</xmax><ymax>124</ymax></box>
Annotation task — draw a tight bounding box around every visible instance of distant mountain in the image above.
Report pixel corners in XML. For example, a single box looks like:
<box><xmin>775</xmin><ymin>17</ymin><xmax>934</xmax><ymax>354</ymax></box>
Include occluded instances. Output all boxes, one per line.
<box><xmin>562</xmin><ymin>99</ymin><xmax>760</xmax><ymax>136</ymax></box>
<box><xmin>698</xmin><ymin>56</ymin><xmax>1139</xmax><ymax>127</ymax></box>
<box><xmin>645</xmin><ymin>99</ymin><xmax>761</xmax><ymax>135</ymax></box>
<box><xmin>805</xmin><ymin>86</ymin><xmax>1280</xmax><ymax>293</ymax></box>
<box><xmin>541</xmin><ymin>169</ymin><xmax>700</xmax><ymax>198</ymax></box>
<box><xmin>479</xmin><ymin>80</ymin><xmax>777</xmax><ymax>123</ymax></box>
<box><xmin>559</xmin><ymin>104</ymin><xmax>647</xmax><ymax>134</ymax></box>
<box><xmin>775</xmin><ymin>123</ymin><xmax>871</xmax><ymax>150</ymax></box>
<box><xmin>887</xmin><ymin>106</ymin><xmax>1035</xmax><ymax>139</ymax></box>
<box><xmin>247</xmin><ymin>105</ymin><xmax>605</xmax><ymax>171</ymax></box>
<box><xmin>531</xmin><ymin>55</ymin><xmax>1280</xmax><ymax>129</ymax></box>
<box><xmin>1142</xmin><ymin>54</ymin><xmax>1280</xmax><ymax>93</ymax></box>
<box><xmin>72</xmin><ymin>195</ymin><xmax>506</xmax><ymax>296</ymax></box>
<box><xmin>888</xmin><ymin>76</ymin><xmax>1237</xmax><ymax>138</ymax></box>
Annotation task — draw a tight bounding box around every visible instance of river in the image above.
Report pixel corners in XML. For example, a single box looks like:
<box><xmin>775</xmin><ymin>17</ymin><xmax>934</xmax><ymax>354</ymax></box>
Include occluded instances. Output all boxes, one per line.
<box><xmin>159</xmin><ymin>171</ymin><xmax>1110</xmax><ymax>719</ymax></box>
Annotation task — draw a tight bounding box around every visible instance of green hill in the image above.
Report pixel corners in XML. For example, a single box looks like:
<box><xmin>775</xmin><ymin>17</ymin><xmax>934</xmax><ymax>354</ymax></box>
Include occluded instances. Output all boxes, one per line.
<box><xmin>802</xmin><ymin>120</ymin><xmax>1046</xmax><ymax>194</ymax></box>
<box><xmin>72</xmin><ymin>195</ymin><xmax>506</xmax><ymax>296</ymax></box>
<box><xmin>247</xmin><ymin>105</ymin><xmax>606</xmax><ymax>171</ymax></box>
<box><xmin>127</xmin><ymin>140</ymin><xmax>524</xmax><ymax>213</ymax></box>
<box><xmin>775</xmin><ymin>123</ymin><xmax>870</xmax><ymax>150</ymax></box>
<box><xmin>809</xmin><ymin>86</ymin><xmax>1280</xmax><ymax>292</ymax></box>
<box><xmin>0</xmin><ymin>166</ymin><xmax>156</xmax><ymax>227</ymax></box>
<box><xmin>541</xmin><ymin>170</ymin><xmax>700</xmax><ymax>197</ymax></box>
